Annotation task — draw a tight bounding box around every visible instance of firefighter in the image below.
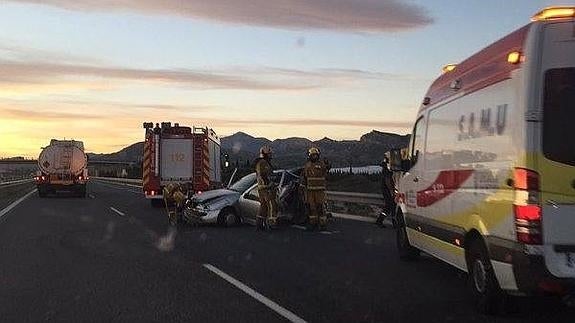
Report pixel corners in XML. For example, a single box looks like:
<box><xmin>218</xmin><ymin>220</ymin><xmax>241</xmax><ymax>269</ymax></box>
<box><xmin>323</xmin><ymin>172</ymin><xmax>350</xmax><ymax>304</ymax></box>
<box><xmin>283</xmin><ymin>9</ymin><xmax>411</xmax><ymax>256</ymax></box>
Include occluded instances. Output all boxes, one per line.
<box><xmin>163</xmin><ymin>183</ymin><xmax>187</xmax><ymax>226</ymax></box>
<box><xmin>255</xmin><ymin>145</ymin><xmax>278</xmax><ymax>230</ymax></box>
<box><xmin>302</xmin><ymin>147</ymin><xmax>330</xmax><ymax>231</ymax></box>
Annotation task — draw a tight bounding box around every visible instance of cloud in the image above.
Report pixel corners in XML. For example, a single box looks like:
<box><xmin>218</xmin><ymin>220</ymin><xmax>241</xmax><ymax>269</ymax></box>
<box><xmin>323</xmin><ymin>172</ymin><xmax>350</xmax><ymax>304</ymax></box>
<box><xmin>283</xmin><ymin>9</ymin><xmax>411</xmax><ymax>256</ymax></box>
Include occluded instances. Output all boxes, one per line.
<box><xmin>0</xmin><ymin>97</ymin><xmax>216</xmax><ymax>113</ymax></box>
<box><xmin>0</xmin><ymin>60</ymin><xmax>308</xmax><ymax>90</ymax></box>
<box><xmin>0</xmin><ymin>59</ymin><xmax>410</xmax><ymax>91</ymax></box>
<box><xmin>0</xmin><ymin>42</ymin><xmax>101</xmax><ymax>64</ymax></box>
<box><xmin>9</xmin><ymin>0</ymin><xmax>433</xmax><ymax>33</ymax></box>
<box><xmin>55</xmin><ymin>99</ymin><xmax>216</xmax><ymax>112</ymax></box>
<box><xmin>1</xmin><ymin>108</ymin><xmax>105</xmax><ymax>120</ymax></box>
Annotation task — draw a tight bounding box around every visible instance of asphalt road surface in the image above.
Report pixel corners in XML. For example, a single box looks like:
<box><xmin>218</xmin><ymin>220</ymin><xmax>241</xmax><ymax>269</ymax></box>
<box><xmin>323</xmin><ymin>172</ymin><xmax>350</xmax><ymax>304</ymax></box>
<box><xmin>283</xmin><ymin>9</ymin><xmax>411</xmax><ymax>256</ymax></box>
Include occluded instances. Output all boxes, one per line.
<box><xmin>1</xmin><ymin>180</ymin><xmax>574</xmax><ymax>322</ymax></box>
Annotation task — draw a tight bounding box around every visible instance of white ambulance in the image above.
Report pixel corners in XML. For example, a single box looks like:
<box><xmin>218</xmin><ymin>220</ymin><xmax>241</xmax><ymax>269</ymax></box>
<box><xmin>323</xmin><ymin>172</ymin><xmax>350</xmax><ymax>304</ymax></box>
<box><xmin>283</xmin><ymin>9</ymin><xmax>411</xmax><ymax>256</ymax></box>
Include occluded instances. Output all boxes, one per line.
<box><xmin>395</xmin><ymin>7</ymin><xmax>575</xmax><ymax>313</ymax></box>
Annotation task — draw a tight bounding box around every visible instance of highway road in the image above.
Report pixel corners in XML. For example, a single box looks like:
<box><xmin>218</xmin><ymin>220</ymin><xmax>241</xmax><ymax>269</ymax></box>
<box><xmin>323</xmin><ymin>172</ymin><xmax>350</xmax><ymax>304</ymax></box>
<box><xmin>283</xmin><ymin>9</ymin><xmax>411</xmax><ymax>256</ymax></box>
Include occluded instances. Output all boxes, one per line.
<box><xmin>1</xmin><ymin>180</ymin><xmax>574</xmax><ymax>322</ymax></box>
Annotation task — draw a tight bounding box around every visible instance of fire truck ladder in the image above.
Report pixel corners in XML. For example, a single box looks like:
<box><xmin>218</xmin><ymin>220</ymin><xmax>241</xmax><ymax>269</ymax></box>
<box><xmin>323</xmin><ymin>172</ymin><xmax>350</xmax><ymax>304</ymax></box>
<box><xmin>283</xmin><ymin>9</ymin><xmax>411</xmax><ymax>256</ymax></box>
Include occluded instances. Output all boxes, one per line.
<box><xmin>59</xmin><ymin>145</ymin><xmax>74</xmax><ymax>179</ymax></box>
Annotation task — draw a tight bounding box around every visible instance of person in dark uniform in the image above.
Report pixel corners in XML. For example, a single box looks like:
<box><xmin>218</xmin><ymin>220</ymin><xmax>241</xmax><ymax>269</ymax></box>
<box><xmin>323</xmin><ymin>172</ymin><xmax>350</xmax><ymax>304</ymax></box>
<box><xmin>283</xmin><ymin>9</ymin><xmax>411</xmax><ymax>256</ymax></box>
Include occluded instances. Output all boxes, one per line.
<box><xmin>376</xmin><ymin>158</ymin><xmax>396</xmax><ymax>227</ymax></box>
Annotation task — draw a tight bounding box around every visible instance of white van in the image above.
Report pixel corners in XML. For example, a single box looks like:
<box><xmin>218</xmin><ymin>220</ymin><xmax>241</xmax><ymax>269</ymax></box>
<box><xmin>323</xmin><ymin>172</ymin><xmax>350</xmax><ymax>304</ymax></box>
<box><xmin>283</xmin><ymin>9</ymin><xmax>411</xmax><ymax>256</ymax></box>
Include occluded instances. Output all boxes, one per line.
<box><xmin>395</xmin><ymin>7</ymin><xmax>575</xmax><ymax>313</ymax></box>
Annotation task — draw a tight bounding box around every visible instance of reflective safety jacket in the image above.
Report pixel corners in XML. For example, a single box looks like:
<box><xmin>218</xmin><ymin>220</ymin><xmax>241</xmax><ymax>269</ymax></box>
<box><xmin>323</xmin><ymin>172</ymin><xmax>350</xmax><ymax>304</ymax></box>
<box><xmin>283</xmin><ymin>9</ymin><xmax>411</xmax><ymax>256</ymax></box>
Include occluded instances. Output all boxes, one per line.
<box><xmin>302</xmin><ymin>159</ymin><xmax>330</xmax><ymax>191</ymax></box>
<box><xmin>255</xmin><ymin>158</ymin><xmax>273</xmax><ymax>190</ymax></box>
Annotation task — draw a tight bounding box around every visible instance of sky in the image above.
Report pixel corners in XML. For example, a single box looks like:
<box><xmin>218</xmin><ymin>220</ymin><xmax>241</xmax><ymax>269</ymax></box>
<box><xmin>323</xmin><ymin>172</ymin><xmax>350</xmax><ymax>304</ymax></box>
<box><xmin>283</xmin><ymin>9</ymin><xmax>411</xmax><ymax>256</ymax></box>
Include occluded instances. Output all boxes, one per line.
<box><xmin>0</xmin><ymin>0</ymin><xmax>569</xmax><ymax>157</ymax></box>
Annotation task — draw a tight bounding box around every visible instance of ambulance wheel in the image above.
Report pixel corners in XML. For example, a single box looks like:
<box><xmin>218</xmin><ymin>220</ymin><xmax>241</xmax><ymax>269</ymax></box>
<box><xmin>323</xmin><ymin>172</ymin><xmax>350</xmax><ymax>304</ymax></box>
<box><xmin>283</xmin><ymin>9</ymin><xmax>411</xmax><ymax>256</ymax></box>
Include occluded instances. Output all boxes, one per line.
<box><xmin>396</xmin><ymin>225</ymin><xmax>420</xmax><ymax>261</ymax></box>
<box><xmin>467</xmin><ymin>239</ymin><xmax>505</xmax><ymax>315</ymax></box>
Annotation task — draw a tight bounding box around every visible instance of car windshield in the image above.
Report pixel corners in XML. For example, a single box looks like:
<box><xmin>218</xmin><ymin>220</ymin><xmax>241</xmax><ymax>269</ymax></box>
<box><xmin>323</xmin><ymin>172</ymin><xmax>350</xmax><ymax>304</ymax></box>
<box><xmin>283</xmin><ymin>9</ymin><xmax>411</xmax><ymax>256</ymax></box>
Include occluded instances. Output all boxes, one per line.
<box><xmin>282</xmin><ymin>171</ymin><xmax>299</xmax><ymax>186</ymax></box>
<box><xmin>229</xmin><ymin>173</ymin><xmax>257</xmax><ymax>192</ymax></box>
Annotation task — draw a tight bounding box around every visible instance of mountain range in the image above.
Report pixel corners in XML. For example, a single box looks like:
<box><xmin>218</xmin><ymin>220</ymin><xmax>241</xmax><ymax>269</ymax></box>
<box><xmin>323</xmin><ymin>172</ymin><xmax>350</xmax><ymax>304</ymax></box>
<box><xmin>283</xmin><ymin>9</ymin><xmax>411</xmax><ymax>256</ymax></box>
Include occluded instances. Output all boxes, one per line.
<box><xmin>87</xmin><ymin>130</ymin><xmax>410</xmax><ymax>168</ymax></box>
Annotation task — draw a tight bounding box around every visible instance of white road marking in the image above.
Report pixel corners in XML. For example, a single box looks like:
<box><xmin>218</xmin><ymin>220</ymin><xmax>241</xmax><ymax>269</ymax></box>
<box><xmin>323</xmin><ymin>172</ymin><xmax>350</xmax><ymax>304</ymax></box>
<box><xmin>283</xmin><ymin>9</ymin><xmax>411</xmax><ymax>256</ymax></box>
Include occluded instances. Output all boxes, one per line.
<box><xmin>331</xmin><ymin>212</ymin><xmax>376</xmax><ymax>223</ymax></box>
<box><xmin>110</xmin><ymin>207</ymin><xmax>125</xmax><ymax>217</ymax></box>
<box><xmin>203</xmin><ymin>264</ymin><xmax>307</xmax><ymax>323</ymax></box>
<box><xmin>95</xmin><ymin>181</ymin><xmax>142</xmax><ymax>194</ymax></box>
<box><xmin>88</xmin><ymin>194</ymin><xmax>95</xmax><ymax>199</ymax></box>
<box><xmin>319</xmin><ymin>230</ymin><xmax>340</xmax><ymax>235</ymax></box>
<box><xmin>291</xmin><ymin>225</ymin><xmax>306</xmax><ymax>230</ymax></box>
<box><xmin>0</xmin><ymin>189</ymin><xmax>37</xmax><ymax>220</ymax></box>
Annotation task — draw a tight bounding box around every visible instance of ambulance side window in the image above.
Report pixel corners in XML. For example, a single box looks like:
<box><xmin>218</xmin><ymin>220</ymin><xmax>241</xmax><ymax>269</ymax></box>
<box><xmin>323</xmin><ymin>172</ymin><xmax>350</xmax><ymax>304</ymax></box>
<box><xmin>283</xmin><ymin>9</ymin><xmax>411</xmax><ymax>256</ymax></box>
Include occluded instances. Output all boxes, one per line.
<box><xmin>543</xmin><ymin>68</ymin><xmax>575</xmax><ymax>166</ymax></box>
<box><xmin>409</xmin><ymin>117</ymin><xmax>425</xmax><ymax>167</ymax></box>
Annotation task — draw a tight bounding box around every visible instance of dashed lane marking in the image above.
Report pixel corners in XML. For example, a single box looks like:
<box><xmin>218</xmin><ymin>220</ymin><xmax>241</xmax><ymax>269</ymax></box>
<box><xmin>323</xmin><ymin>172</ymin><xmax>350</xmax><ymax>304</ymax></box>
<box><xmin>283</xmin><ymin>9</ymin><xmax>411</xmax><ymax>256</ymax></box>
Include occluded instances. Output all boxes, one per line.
<box><xmin>203</xmin><ymin>264</ymin><xmax>307</xmax><ymax>323</ymax></box>
<box><xmin>88</xmin><ymin>194</ymin><xmax>95</xmax><ymax>199</ymax></box>
<box><xmin>0</xmin><ymin>189</ymin><xmax>37</xmax><ymax>220</ymax></box>
<box><xmin>319</xmin><ymin>230</ymin><xmax>340</xmax><ymax>235</ymax></box>
<box><xmin>94</xmin><ymin>181</ymin><xmax>142</xmax><ymax>194</ymax></box>
<box><xmin>291</xmin><ymin>225</ymin><xmax>306</xmax><ymax>230</ymax></box>
<box><xmin>110</xmin><ymin>207</ymin><xmax>125</xmax><ymax>217</ymax></box>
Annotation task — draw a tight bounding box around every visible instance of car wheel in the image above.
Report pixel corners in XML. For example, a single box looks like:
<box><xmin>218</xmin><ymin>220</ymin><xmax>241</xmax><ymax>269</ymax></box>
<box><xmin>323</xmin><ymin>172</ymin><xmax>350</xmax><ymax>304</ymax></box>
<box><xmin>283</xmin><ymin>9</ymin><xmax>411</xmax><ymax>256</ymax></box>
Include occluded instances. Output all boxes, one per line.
<box><xmin>218</xmin><ymin>208</ymin><xmax>239</xmax><ymax>227</ymax></box>
<box><xmin>396</xmin><ymin>225</ymin><xmax>420</xmax><ymax>261</ymax></box>
<box><xmin>467</xmin><ymin>239</ymin><xmax>506</xmax><ymax>315</ymax></box>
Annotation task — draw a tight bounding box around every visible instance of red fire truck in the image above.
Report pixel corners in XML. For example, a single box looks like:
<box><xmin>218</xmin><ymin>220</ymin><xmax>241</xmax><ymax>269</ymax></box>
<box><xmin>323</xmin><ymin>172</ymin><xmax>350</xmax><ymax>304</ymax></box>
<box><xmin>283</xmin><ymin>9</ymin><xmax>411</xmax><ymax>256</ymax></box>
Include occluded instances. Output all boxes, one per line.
<box><xmin>142</xmin><ymin>122</ymin><xmax>222</xmax><ymax>207</ymax></box>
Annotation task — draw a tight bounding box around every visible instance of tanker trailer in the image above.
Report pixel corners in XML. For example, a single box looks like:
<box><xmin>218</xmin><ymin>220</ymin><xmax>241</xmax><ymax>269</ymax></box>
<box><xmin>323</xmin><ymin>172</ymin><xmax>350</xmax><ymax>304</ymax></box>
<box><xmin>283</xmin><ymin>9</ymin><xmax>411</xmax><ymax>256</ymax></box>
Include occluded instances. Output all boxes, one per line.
<box><xmin>35</xmin><ymin>139</ymin><xmax>88</xmax><ymax>197</ymax></box>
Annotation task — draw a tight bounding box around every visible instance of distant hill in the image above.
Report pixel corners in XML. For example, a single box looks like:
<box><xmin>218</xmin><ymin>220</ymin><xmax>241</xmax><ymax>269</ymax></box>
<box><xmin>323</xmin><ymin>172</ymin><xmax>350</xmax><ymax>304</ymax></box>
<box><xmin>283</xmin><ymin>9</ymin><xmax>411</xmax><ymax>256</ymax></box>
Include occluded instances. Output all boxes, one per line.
<box><xmin>87</xmin><ymin>130</ymin><xmax>410</xmax><ymax>168</ymax></box>
<box><xmin>221</xmin><ymin>130</ymin><xmax>410</xmax><ymax>168</ymax></box>
<box><xmin>87</xmin><ymin>142</ymin><xmax>144</xmax><ymax>162</ymax></box>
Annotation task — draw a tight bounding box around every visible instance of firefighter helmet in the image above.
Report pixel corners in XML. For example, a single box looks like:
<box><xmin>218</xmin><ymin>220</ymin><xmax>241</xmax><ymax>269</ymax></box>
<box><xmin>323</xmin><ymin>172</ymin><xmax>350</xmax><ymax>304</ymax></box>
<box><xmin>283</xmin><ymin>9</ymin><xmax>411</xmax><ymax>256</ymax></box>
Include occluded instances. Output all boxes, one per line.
<box><xmin>260</xmin><ymin>145</ymin><xmax>273</xmax><ymax>158</ymax></box>
<box><xmin>308</xmin><ymin>147</ymin><xmax>320</xmax><ymax>157</ymax></box>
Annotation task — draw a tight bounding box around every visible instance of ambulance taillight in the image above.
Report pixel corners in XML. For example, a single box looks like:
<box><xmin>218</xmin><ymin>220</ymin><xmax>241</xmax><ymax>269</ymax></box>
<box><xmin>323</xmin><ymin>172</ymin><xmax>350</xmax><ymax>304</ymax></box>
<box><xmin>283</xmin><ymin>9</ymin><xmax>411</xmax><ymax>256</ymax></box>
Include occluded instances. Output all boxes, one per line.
<box><xmin>513</xmin><ymin>168</ymin><xmax>542</xmax><ymax>245</ymax></box>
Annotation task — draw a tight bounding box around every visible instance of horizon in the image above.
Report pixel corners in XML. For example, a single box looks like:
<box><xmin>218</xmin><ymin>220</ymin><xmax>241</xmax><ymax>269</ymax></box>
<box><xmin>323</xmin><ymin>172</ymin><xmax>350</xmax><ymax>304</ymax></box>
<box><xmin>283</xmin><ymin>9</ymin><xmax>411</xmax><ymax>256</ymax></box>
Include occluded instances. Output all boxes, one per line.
<box><xmin>1</xmin><ymin>129</ymin><xmax>409</xmax><ymax>158</ymax></box>
<box><xmin>0</xmin><ymin>1</ymin><xmax>562</xmax><ymax>158</ymax></box>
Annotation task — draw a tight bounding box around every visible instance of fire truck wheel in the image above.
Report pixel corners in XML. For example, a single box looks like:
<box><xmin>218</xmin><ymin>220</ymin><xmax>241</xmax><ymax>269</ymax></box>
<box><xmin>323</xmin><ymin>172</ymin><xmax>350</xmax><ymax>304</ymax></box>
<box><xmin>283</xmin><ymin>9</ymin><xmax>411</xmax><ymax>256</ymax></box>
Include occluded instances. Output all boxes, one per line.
<box><xmin>218</xmin><ymin>208</ymin><xmax>239</xmax><ymax>227</ymax></box>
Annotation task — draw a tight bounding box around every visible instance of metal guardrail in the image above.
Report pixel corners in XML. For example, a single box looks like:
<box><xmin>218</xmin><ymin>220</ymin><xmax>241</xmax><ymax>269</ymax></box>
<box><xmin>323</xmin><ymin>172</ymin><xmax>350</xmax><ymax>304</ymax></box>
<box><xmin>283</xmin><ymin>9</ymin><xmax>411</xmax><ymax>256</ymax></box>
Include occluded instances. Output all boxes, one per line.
<box><xmin>92</xmin><ymin>177</ymin><xmax>142</xmax><ymax>185</ymax></box>
<box><xmin>93</xmin><ymin>177</ymin><xmax>384</xmax><ymax>206</ymax></box>
<box><xmin>0</xmin><ymin>179</ymin><xmax>34</xmax><ymax>189</ymax></box>
<box><xmin>326</xmin><ymin>191</ymin><xmax>384</xmax><ymax>206</ymax></box>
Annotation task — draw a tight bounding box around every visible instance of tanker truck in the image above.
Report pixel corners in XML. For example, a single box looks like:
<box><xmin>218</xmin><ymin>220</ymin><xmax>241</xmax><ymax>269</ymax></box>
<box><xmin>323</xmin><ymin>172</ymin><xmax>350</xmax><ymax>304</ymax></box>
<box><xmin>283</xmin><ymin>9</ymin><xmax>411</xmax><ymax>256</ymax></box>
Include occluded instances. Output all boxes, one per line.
<box><xmin>35</xmin><ymin>139</ymin><xmax>89</xmax><ymax>197</ymax></box>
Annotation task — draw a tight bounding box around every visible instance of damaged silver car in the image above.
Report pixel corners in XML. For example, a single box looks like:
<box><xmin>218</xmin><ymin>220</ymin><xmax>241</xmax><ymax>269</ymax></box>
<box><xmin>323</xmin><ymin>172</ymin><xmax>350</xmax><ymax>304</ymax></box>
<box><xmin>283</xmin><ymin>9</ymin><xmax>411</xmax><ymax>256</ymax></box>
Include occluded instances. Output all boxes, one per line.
<box><xmin>183</xmin><ymin>169</ymin><xmax>304</xmax><ymax>226</ymax></box>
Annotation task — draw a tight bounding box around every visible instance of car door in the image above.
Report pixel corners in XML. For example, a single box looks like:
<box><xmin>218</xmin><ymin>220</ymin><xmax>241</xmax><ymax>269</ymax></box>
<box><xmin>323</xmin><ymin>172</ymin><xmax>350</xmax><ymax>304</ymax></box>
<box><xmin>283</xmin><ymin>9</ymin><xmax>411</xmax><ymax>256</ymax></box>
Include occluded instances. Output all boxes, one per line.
<box><xmin>237</xmin><ymin>184</ymin><xmax>260</xmax><ymax>224</ymax></box>
<box><xmin>401</xmin><ymin>116</ymin><xmax>433</xmax><ymax>248</ymax></box>
<box><xmin>538</xmin><ymin>21</ymin><xmax>575</xmax><ymax>278</ymax></box>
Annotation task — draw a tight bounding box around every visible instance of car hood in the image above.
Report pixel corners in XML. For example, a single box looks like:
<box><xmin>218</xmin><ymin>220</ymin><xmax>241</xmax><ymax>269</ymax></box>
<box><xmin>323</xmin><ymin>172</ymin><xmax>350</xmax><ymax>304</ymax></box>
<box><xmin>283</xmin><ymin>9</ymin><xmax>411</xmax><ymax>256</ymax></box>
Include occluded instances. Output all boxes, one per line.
<box><xmin>192</xmin><ymin>189</ymin><xmax>240</xmax><ymax>204</ymax></box>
